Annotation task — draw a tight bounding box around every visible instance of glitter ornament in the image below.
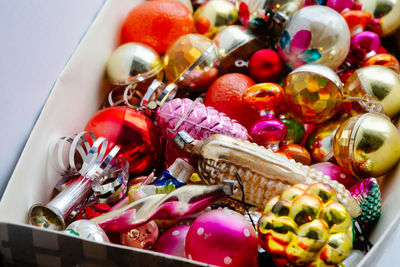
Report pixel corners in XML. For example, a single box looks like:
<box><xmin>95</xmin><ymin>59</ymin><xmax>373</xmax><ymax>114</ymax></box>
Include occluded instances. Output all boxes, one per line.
<box><xmin>358</xmin><ymin>0</ymin><xmax>400</xmax><ymax>36</ymax></box>
<box><xmin>343</xmin><ymin>65</ymin><xmax>400</xmax><ymax>118</ymax></box>
<box><xmin>248</xmin><ymin>49</ymin><xmax>284</xmax><ymax>83</ymax></box>
<box><xmin>310</xmin><ymin>162</ymin><xmax>358</xmax><ymax>190</ymax></box>
<box><xmin>244</xmin><ymin>83</ymin><xmax>287</xmax><ymax>150</ymax></box>
<box><xmin>333</xmin><ymin>113</ymin><xmax>400</xmax><ymax>178</ymax></box>
<box><xmin>106</xmin><ymin>43</ymin><xmax>163</xmax><ymax>86</ymax></box>
<box><xmin>185</xmin><ymin>209</ymin><xmax>258</xmax><ymax>266</ymax></box>
<box><xmin>120</xmin><ymin>221</ymin><xmax>159</xmax><ymax>249</ymax></box>
<box><xmin>258</xmin><ymin>183</ymin><xmax>354</xmax><ymax>267</ymax></box>
<box><xmin>153</xmin><ymin>225</ymin><xmax>190</xmax><ymax>257</ymax></box>
<box><xmin>156</xmin><ymin>98</ymin><xmax>248</xmax><ymax>165</ymax></box>
<box><xmin>236</xmin><ymin>0</ymin><xmax>305</xmax><ymax>27</ymax></box>
<box><xmin>120</xmin><ymin>1</ymin><xmax>194</xmax><ymax>54</ymax></box>
<box><xmin>204</xmin><ymin>73</ymin><xmax>259</xmax><ymax>130</ymax></box>
<box><xmin>164</xmin><ymin>34</ymin><xmax>219</xmax><ymax>92</ymax></box>
<box><xmin>277</xmin><ymin>5</ymin><xmax>351</xmax><ymax>70</ymax></box>
<box><xmin>193</xmin><ymin>0</ymin><xmax>238</xmax><ymax>37</ymax></box>
<box><xmin>283</xmin><ymin>64</ymin><xmax>343</xmax><ymax>124</ymax></box>
<box><xmin>362</xmin><ymin>53</ymin><xmax>400</xmax><ymax>73</ymax></box>
<box><xmin>85</xmin><ymin>107</ymin><xmax>162</xmax><ymax>175</ymax></box>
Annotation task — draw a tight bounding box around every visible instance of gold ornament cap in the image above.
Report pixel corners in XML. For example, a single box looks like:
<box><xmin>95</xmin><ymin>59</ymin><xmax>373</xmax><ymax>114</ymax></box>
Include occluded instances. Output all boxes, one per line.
<box><xmin>333</xmin><ymin>112</ymin><xmax>400</xmax><ymax>178</ymax></box>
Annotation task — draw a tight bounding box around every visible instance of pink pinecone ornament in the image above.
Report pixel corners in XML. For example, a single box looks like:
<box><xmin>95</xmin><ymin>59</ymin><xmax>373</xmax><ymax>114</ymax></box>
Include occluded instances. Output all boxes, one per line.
<box><xmin>156</xmin><ymin>98</ymin><xmax>249</xmax><ymax>165</ymax></box>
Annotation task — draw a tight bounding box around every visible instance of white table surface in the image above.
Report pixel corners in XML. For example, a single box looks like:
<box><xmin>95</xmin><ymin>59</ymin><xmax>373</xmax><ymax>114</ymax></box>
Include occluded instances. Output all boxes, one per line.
<box><xmin>0</xmin><ymin>1</ymin><xmax>398</xmax><ymax>266</ymax></box>
<box><xmin>0</xmin><ymin>0</ymin><xmax>105</xmax><ymax>198</ymax></box>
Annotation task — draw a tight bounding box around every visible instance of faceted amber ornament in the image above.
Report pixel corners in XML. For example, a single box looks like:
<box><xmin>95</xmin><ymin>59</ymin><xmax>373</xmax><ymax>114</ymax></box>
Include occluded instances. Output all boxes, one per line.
<box><xmin>283</xmin><ymin>64</ymin><xmax>343</xmax><ymax>124</ymax></box>
<box><xmin>258</xmin><ymin>183</ymin><xmax>353</xmax><ymax>267</ymax></box>
<box><xmin>163</xmin><ymin>33</ymin><xmax>219</xmax><ymax>92</ymax></box>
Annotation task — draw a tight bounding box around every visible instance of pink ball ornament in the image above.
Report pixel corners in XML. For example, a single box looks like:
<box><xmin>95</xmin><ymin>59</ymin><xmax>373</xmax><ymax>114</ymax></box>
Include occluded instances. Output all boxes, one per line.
<box><xmin>153</xmin><ymin>225</ymin><xmax>190</xmax><ymax>257</ymax></box>
<box><xmin>326</xmin><ymin>0</ymin><xmax>354</xmax><ymax>13</ymax></box>
<box><xmin>350</xmin><ymin>31</ymin><xmax>381</xmax><ymax>62</ymax></box>
<box><xmin>310</xmin><ymin>162</ymin><xmax>358</xmax><ymax>189</ymax></box>
<box><xmin>185</xmin><ymin>209</ymin><xmax>258</xmax><ymax>267</ymax></box>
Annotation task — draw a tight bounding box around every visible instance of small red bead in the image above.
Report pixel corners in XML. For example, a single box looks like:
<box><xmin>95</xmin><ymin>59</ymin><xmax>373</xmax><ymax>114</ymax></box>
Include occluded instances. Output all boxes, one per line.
<box><xmin>248</xmin><ymin>49</ymin><xmax>284</xmax><ymax>83</ymax></box>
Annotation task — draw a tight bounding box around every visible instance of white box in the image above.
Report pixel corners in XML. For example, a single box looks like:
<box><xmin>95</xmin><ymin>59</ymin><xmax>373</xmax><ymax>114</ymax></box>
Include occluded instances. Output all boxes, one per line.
<box><xmin>0</xmin><ymin>0</ymin><xmax>399</xmax><ymax>265</ymax></box>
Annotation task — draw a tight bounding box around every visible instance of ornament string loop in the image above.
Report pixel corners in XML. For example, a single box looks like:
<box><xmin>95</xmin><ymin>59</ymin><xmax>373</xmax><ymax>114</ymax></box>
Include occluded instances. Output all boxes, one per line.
<box><xmin>235</xmin><ymin>172</ymin><xmax>256</xmax><ymax>231</ymax></box>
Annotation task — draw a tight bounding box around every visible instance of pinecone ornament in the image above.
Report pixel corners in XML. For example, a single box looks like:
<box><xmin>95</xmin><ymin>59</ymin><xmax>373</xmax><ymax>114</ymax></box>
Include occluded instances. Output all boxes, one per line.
<box><xmin>258</xmin><ymin>183</ymin><xmax>353</xmax><ymax>267</ymax></box>
<box><xmin>156</xmin><ymin>98</ymin><xmax>249</xmax><ymax>165</ymax></box>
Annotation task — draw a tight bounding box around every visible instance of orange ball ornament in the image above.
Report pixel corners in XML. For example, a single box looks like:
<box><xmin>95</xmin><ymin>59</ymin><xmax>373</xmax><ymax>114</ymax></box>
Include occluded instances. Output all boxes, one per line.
<box><xmin>244</xmin><ymin>83</ymin><xmax>285</xmax><ymax>113</ymax></box>
<box><xmin>204</xmin><ymin>73</ymin><xmax>259</xmax><ymax>130</ymax></box>
<box><xmin>362</xmin><ymin>53</ymin><xmax>400</xmax><ymax>73</ymax></box>
<box><xmin>121</xmin><ymin>1</ymin><xmax>194</xmax><ymax>54</ymax></box>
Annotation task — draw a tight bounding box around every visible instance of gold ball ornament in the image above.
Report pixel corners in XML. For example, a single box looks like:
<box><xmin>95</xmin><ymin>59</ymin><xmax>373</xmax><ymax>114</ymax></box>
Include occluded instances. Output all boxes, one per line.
<box><xmin>357</xmin><ymin>0</ymin><xmax>400</xmax><ymax>36</ymax></box>
<box><xmin>333</xmin><ymin>112</ymin><xmax>400</xmax><ymax>178</ymax></box>
<box><xmin>193</xmin><ymin>0</ymin><xmax>238</xmax><ymax>38</ymax></box>
<box><xmin>163</xmin><ymin>34</ymin><xmax>219</xmax><ymax>92</ymax></box>
<box><xmin>258</xmin><ymin>183</ymin><xmax>353</xmax><ymax>267</ymax></box>
<box><xmin>106</xmin><ymin>43</ymin><xmax>163</xmax><ymax>86</ymax></box>
<box><xmin>283</xmin><ymin>64</ymin><xmax>343</xmax><ymax>124</ymax></box>
<box><xmin>343</xmin><ymin>65</ymin><xmax>400</xmax><ymax>119</ymax></box>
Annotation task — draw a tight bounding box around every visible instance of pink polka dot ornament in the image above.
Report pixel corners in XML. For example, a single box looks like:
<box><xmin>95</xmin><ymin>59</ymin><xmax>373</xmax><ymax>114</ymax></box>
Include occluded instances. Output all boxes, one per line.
<box><xmin>311</xmin><ymin>162</ymin><xmax>358</xmax><ymax>190</ymax></box>
<box><xmin>153</xmin><ymin>225</ymin><xmax>190</xmax><ymax>258</ymax></box>
<box><xmin>185</xmin><ymin>209</ymin><xmax>258</xmax><ymax>267</ymax></box>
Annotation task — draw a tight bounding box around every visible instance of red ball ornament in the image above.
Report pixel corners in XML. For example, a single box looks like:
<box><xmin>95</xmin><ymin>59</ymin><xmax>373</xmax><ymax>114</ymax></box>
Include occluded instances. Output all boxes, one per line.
<box><xmin>248</xmin><ymin>49</ymin><xmax>284</xmax><ymax>83</ymax></box>
<box><xmin>204</xmin><ymin>73</ymin><xmax>259</xmax><ymax>130</ymax></box>
<box><xmin>85</xmin><ymin>107</ymin><xmax>162</xmax><ymax>175</ymax></box>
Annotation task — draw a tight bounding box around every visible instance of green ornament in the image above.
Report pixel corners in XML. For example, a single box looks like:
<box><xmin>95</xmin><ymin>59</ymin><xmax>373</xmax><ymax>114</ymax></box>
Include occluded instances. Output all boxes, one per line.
<box><xmin>281</xmin><ymin>117</ymin><xmax>305</xmax><ymax>144</ymax></box>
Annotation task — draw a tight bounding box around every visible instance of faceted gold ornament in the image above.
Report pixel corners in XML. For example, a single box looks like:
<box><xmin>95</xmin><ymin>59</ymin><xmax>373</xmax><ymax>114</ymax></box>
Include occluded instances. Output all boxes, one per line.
<box><xmin>164</xmin><ymin>34</ymin><xmax>219</xmax><ymax>92</ymax></box>
<box><xmin>283</xmin><ymin>64</ymin><xmax>343</xmax><ymax>124</ymax></box>
<box><xmin>333</xmin><ymin>112</ymin><xmax>400</xmax><ymax>178</ymax></box>
<box><xmin>258</xmin><ymin>183</ymin><xmax>353</xmax><ymax>267</ymax></box>
<box><xmin>343</xmin><ymin>65</ymin><xmax>400</xmax><ymax>118</ymax></box>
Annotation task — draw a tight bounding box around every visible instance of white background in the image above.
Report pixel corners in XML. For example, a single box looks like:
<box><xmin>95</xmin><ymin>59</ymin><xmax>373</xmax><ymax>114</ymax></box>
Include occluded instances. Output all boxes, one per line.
<box><xmin>0</xmin><ymin>0</ymin><xmax>105</xmax><ymax>197</ymax></box>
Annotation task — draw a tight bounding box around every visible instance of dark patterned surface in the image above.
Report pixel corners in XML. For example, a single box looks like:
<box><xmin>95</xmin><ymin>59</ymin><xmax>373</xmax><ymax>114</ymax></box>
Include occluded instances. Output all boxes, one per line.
<box><xmin>0</xmin><ymin>223</ymin><xmax>209</xmax><ymax>267</ymax></box>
